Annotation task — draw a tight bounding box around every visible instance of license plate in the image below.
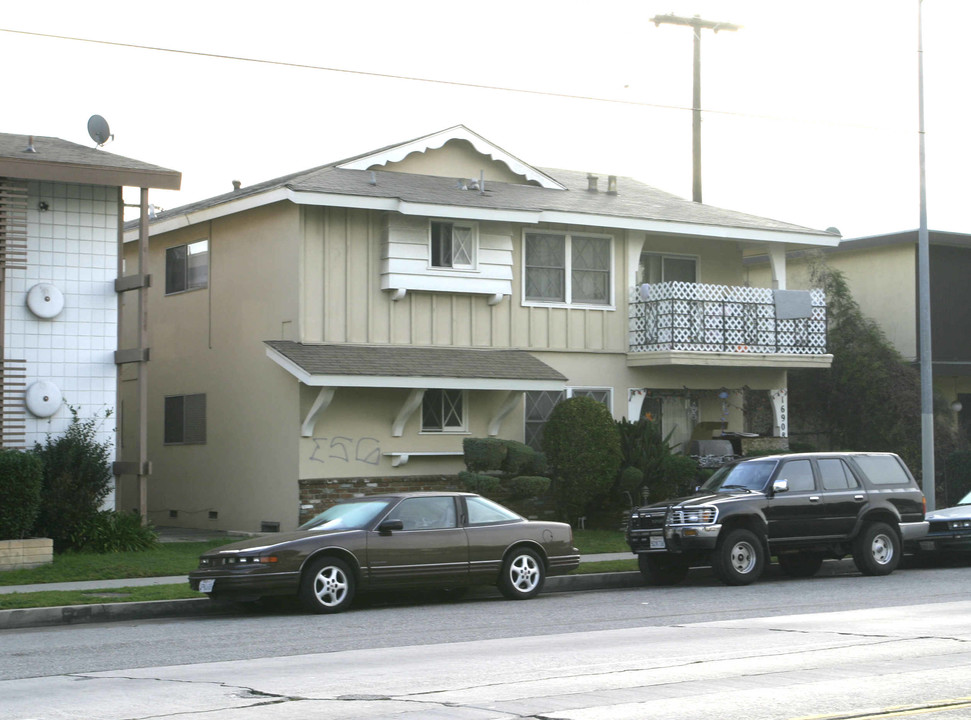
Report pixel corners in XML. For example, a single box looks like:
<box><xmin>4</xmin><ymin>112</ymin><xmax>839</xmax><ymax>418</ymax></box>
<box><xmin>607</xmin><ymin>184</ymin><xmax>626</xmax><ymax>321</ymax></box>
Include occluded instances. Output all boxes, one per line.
<box><xmin>198</xmin><ymin>579</ymin><xmax>215</xmax><ymax>593</ymax></box>
<box><xmin>650</xmin><ymin>536</ymin><xmax>665</xmax><ymax>550</ymax></box>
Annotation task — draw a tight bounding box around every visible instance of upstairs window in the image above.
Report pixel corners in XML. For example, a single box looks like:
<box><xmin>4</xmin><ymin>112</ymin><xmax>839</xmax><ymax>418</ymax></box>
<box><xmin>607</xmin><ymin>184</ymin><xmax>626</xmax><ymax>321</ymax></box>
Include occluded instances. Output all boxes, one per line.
<box><xmin>524</xmin><ymin>232</ymin><xmax>611</xmax><ymax>306</ymax></box>
<box><xmin>166</xmin><ymin>240</ymin><xmax>209</xmax><ymax>295</ymax></box>
<box><xmin>639</xmin><ymin>252</ymin><xmax>697</xmax><ymax>285</ymax></box>
<box><xmin>421</xmin><ymin>389</ymin><xmax>466</xmax><ymax>432</ymax></box>
<box><xmin>164</xmin><ymin>393</ymin><xmax>207</xmax><ymax>444</ymax></box>
<box><xmin>430</xmin><ymin>221</ymin><xmax>475</xmax><ymax>269</ymax></box>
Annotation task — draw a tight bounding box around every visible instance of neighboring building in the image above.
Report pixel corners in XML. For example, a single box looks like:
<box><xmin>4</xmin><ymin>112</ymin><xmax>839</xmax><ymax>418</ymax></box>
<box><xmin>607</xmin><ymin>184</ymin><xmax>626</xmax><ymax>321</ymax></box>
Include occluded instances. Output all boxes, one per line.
<box><xmin>119</xmin><ymin>125</ymin><xmax>837</xmax><ymax>531</ymax></box>
<box><xmin>0</xmin><ymin>132</ymin><xmax>180</xmax><ymax>507</ymax></box>
<box><xmin>747</xmin><ymin>229</ymin><xmax>971</xmax><ymax>438</ymax></box>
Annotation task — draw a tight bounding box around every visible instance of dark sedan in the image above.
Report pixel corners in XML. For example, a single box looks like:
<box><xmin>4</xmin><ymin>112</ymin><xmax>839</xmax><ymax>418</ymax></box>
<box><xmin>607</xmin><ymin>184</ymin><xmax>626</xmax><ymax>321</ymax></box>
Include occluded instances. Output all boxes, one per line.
<box><xmin>189</xmin><ymin>492</ymin><xmax>580</xmax><ymax>613</ymax></box>
<box><xmin>919</xmin><ymin>490</ymin><xmax>971</xmax><ymax>553</ymax></box>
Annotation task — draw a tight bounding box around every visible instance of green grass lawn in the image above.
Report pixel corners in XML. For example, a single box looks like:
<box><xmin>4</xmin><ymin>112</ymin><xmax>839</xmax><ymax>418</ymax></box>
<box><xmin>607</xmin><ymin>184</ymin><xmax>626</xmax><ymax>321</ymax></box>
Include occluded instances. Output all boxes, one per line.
<box><xmin>0</xmin><ymin>540</ymin><xmax>228</xmax><ymax>586</ymax></box>
<box><xmin>0</xmin><ymin>584</ymin><xmax>205</xmax><ymax>610</ymax></box>
<box><xmin>573</xmin><ymin>529</ymin><xmax>628</xmax><ymax>554</ymax></box>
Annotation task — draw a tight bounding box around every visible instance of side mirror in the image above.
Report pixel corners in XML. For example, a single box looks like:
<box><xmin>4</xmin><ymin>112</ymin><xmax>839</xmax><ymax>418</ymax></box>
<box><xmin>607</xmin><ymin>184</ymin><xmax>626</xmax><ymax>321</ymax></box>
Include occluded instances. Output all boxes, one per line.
<box><xmin>378</xmin><ymin>519</ymin><xmax>404</xmax><ymax>535</ymax></box>
<box><xmin>772</xmin><ymin>479</ymin><xmax>789</xmax><ymax>495</ymax></box>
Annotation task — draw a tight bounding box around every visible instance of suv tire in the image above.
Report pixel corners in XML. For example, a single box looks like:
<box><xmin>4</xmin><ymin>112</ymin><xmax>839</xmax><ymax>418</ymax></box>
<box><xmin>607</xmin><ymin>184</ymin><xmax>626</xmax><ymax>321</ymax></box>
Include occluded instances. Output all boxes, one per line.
<box><xmin>638</xmin><ymin>553</ymin><xmax>690</xmax><ymax>586</ymax></box>
<box><xmin>852</xmin><ymin>522</ymin><xmax>900</xmax><ymax>576</ymax></box>
<box><xmin>712</xmin><ymin>528</ymin><xmax>765</xmax><ymax>586</ymax></box>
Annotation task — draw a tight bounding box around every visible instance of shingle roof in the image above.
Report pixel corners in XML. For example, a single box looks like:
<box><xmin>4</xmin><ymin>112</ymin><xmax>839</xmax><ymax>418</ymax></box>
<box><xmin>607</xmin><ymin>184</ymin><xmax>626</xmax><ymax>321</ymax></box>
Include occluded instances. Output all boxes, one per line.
<box><xmin>137</xmin><ymin>127</ymin><xmax>833</xmax><ymax>240</ymax></box>
<box><xmin>265</xmin><ymin>341</ymin><xmax>567</xmax><ymax>387</ymax></box>
<box><xmin>0</xmin><ymin>133</ymin><xmax>181</xmax><ymax>189</ymax></box>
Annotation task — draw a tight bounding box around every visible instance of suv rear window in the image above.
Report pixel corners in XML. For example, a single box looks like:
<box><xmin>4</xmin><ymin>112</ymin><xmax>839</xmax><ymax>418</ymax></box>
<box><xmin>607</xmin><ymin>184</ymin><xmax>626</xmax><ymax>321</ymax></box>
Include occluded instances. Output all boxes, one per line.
<box><xmin>852</xmin><ymin>455</ymin><xmax>911</xmax><ymax>485</ymax></box>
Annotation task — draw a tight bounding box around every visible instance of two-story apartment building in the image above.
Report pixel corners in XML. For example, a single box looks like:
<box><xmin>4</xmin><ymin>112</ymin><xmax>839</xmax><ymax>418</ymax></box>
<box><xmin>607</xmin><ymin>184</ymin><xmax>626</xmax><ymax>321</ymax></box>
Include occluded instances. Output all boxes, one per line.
<box><xmin>0</xmin><ymin>132</ymin><xmax>179</xmax><ymax>509</ymax></box>
<box><xmin>119</xmin><ymin>126</ymin><xmax>837</xmax><ymax>531</ymax></box>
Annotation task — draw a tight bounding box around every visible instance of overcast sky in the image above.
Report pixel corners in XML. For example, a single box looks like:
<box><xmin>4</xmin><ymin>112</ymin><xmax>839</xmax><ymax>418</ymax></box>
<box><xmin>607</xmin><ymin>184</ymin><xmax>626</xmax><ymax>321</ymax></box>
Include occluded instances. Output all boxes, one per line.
<box><xmin>2</xmin><ymin>0</ymin><xmax>966</xmax><ymax>239</ymax></box>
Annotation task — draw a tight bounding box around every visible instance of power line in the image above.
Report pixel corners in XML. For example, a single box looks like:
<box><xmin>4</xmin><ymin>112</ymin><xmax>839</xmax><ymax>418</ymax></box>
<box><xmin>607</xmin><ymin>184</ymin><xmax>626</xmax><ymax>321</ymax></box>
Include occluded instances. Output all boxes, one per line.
<box><xmin>0</xmin><ymin>26</ymin><xmax>896</xmax><ymax>133</ymax></box>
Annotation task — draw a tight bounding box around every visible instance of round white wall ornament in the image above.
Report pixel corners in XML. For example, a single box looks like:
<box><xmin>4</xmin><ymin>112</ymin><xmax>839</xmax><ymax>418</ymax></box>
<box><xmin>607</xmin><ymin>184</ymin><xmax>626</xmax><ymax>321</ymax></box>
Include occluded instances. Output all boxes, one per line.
<box><xmin>26</xmin><ymin>283</ymin><xmax>65</xmax><ymax>319</ymax></box>
<box><xmin>25</xmin><ymin>380</ymin><xmax>63</xmax><ymax>418</ymax></box>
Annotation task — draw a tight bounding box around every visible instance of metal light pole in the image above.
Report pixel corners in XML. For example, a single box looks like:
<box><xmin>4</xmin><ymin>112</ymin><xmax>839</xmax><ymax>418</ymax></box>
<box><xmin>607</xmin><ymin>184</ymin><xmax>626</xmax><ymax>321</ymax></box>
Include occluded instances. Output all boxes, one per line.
<box><xmin>917</xmin><ymin>0</ymin><xmax>935</xmax><ymax>509</ymax></box>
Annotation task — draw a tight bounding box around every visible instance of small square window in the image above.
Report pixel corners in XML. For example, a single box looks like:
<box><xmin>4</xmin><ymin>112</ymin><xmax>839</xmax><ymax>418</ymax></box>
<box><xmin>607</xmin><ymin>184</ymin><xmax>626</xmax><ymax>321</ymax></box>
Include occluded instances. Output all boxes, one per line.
<box><xmin>166</xmin><ymin>240</ymin><xmax>209</xmax><ymax>294</ymax></box>
<box><xmin>430</xmin><ymin>221</ymin><xmax>475</xmax><ymax>269</ymax></box>
<box><xmin>422</xmin><ymin>389</ymin><xmax>466</xmax><ymax>432</ymax></box>
<box><xmin>164</xmin><ymin>393</ymin><xmax>206</xmax><ymax>444</ymax></box>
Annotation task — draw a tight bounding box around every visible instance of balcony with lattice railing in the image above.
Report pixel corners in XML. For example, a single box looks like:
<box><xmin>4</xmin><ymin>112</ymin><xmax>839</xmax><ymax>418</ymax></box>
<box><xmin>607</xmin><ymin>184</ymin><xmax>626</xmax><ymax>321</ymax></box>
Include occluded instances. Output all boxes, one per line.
<box><xmin>628</xmin><ymin>282</ymin><xmax>828</xmax><ymax>361</ymax></box>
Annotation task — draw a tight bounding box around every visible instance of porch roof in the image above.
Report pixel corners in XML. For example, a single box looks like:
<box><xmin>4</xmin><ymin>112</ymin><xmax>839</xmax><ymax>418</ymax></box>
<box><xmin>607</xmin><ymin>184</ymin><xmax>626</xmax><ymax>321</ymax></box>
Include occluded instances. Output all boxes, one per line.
<box><xmin>264</xmin><ymin>341</ymin><xmax>567</xmax><ymax>391</ymax></box>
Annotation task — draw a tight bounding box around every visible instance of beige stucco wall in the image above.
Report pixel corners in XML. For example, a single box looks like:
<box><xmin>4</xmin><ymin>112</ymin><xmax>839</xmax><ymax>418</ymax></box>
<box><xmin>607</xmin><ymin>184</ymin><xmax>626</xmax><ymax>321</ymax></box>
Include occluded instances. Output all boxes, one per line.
<box><xmin>119</xmin><ymin>202</ymin><xmax>304</xmax><ymax>531</ymax></box>
<box><xmin>747</xmin><ymin>245</ymin><xmax>917</xmax><ymax>360</ymax></box>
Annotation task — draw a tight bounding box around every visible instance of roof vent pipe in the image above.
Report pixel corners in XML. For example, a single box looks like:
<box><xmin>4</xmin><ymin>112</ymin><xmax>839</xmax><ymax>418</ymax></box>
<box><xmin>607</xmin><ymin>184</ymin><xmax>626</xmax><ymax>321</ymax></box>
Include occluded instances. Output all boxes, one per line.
<box><xmin>24</xmin><ymin>136</ymin><xmax>36</xmax><ymax>153</ymax></box>
<box><xmin>479</xmin><ymin>170</ymin><xmax>485</xmax><ymax>195</ymax></box>
<box><xmin>607</xmin><ymin>175</ymin><xmax>618</xmax><ymax>194</ymax></box>
<box><xmin>587</xmin><ymin>174</ymin><xmax>598</xmax><ymax>192</ymax></box>
<box><xmin>232</xmin><ymin>180</ymin><xmax>242</xmax><ymax>191</ymax></box>
<box><xmin>369</xmin><ymin>171</ymin><xmax>377</xmax><ymax>186</ymax></box>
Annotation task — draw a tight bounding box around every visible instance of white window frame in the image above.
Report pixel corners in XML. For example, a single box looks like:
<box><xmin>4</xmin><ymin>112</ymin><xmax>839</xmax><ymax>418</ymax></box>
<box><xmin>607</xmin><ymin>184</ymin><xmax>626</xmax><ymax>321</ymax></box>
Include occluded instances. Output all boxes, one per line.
<box><xmin>165</xmin><ymin>239</ymin><xmax>209</xmax><ymax>295</ymax></box>
<box><xmin>522</xmin><ymin>230</ymin><xmax>614</xmax><ymax>309</ymax></box>
<box><xmin>420</xmin><ymin>388</ymin><xmax>468</xmax><ymax>434</ymax></box>
<box><xmin>429</xmin><ymin>220</ymin><xmax>478</xmax><ymax>271</ymax></box>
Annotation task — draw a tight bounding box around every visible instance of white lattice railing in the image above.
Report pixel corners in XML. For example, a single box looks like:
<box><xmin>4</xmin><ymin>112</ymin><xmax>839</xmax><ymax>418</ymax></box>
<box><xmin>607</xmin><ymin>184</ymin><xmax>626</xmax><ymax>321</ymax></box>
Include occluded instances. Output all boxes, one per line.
<box><xmin>629</xmin><ymin>282</ymin><xmax>827</xmax><ymax>355</ymax></box>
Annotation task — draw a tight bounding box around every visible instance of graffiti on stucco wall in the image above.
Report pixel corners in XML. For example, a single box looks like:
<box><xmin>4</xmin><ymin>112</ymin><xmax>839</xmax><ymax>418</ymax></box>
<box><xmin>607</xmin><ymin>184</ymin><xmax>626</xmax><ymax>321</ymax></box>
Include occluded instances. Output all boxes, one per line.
<box><xmin>310</xmin><ymin>437</ymin><xmax>381</xmax><ymax>465</ymax></box>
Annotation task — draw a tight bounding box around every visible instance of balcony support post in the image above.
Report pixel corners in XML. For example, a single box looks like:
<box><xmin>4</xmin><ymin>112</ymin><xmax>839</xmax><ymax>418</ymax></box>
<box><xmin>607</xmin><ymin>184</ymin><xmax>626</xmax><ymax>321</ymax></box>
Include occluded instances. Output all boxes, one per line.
<box><xmin>768</xmin><ymin>246</ymin><xmax>787</xmax><ymax>290</ymax></box>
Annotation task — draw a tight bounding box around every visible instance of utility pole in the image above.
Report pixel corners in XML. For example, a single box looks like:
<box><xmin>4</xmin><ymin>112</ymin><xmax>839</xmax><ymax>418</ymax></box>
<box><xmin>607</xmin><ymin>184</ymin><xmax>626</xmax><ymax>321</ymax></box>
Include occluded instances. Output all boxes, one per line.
<box><xmin>651</xmin><ymin>14</ymin><xmax>740</xmax><ymax>203</ymax></box>
<box><xmin>917</xmin><ymin>0</ymin><xmax>935</xmax><ymax>509</ymax></box>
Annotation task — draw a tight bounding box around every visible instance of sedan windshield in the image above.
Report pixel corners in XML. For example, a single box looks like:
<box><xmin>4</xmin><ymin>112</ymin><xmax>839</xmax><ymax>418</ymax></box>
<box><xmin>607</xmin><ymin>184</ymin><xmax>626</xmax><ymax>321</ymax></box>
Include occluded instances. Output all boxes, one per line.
<box><xmin>958</xmin><ymin>490</ymin><xmax>971</xmax><ymax>506</ymax></box>
<box><xmin>701</xmin><ymin>461</ymin><xmax>776</xmax><ymax>493</ymax></box>
<box><xmin>298</xmin><ymin>499</ymin><xmax>392</xmax><ymax>531</ymax></box>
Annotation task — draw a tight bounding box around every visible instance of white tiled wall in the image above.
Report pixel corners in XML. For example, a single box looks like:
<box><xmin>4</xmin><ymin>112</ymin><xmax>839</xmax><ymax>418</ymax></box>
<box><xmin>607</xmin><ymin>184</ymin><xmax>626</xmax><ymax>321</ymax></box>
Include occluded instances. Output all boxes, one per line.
<box><xmin>4</xmin><ymin>181</ymin><xmax>118</xmax><ymax>502</ymax></box>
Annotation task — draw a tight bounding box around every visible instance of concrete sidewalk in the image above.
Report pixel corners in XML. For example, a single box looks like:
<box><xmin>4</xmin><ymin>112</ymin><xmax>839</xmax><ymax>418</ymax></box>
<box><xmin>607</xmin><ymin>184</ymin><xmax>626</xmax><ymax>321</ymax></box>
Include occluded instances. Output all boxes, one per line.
<box><xmin>0</xmin><ymin>553</ymin><xmax>639</xmax><ymax>630</ymax></box>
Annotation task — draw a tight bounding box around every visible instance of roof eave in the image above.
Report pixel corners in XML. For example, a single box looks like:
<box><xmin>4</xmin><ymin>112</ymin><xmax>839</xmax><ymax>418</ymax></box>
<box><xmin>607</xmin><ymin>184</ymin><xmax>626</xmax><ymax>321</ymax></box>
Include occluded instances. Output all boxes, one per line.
<box><xmin>0</xmin><ymin>157</ymin><xmax>181</xmax><ymax>190</ymax></box>
<box><xmin>132</xmin><ymin>186</ymin><xmax>837</xmax><ymax>247</ymax></box>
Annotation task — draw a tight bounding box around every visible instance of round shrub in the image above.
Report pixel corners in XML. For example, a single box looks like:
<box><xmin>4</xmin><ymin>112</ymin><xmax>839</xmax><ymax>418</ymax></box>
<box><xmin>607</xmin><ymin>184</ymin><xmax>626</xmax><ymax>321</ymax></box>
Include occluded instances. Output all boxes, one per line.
<box><xmin>506</xmin><ymin>475</ymin><xmax>551</xmax><ymax>499</ymax></box>
<box><xmin>458</xmin><ymin>470</ymin><xmax>502</xmax><ymax>497</ymax></box>
<box><xmin>0</xmin><ymin>449</ymin><xmax>43</xmax><ymax>540</ymax></box>
<box><xmin>543</xmin><ymin>396</ymin><xmax>622</xmax><ymax>524</ymax></box>
<box><xmin>462</xmin><ymin>438</ymin><xmax>507</xmax><ymax>472</ymax></box>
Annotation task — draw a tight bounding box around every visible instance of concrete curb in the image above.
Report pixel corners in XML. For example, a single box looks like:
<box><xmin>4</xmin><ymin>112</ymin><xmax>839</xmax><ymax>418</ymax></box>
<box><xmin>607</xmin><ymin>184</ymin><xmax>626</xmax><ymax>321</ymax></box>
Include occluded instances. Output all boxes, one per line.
<box><xmin>0</xmin><ymin>572</ymin><xmax>644</xmax><ymax>630</ymax></box>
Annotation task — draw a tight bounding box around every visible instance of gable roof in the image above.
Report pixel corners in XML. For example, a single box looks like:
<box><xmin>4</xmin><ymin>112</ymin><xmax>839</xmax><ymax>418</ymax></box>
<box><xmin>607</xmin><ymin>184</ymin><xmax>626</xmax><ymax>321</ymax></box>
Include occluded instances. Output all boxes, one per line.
<box><xmin>336</xmin><ymin>125</ymin><xmax>566</xmax><ymax>189</ymax></box>
<box><xmin>0</xmin><ymin>133</ymin><xmax>181</xmax><ymax>190</ymax></box>
<box><xmin>130</xmin><ymin>126</ymin><xmax>837</xmax><ymax>246</ymax></box>
<box><xmin>265</xmin><ymin>341</ymin><xmax>567</xmax><ymax>390</ymax></box>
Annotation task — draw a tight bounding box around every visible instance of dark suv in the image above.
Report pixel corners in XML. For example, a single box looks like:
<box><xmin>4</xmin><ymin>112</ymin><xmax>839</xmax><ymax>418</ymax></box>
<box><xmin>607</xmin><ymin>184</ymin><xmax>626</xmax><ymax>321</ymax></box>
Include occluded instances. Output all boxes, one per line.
<box><xmin>626</xmin><ymin>452</ymin><xmax>928</xmax><ymax>586</ymax></box>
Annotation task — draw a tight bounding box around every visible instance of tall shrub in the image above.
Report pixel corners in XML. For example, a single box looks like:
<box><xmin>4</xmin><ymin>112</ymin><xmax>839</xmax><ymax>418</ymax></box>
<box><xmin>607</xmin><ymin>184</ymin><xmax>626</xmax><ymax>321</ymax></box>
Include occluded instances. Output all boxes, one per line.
<box><xmin>789</xmin><ymin>258</ymin><xmax>921</xmax><ymax>469</ymax></box>
<box><xmin>33</xmin><ymin>409</ymin><xmax>114</xmax><ymax>552</ymax></box>
<box><xmin>0</xmin><ymin>449</ymin><xmax>43</xmax><ymax>540</ymax></box>
<box><xmin>543</xmin><ymin>396</ymin><xmax>621</xmax><ymax>524</ymax></box>
<box><xmin>617</xmin><ymin>418</ymin><xmax>697</xmax><ymax>503</ymax></box>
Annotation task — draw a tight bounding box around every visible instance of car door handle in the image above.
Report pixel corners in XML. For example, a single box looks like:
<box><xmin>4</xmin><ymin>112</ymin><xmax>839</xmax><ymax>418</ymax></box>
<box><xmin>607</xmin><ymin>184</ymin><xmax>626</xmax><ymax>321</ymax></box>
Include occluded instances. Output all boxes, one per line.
<box><xmin>809</xmin><ymin>496</ymin><xmax>821</xmax><ymax>503</ymax></box>
<box><xmin>854</xmin><ymin>495</ymin><xmax>865</xmax><ymax>502</ymax></box>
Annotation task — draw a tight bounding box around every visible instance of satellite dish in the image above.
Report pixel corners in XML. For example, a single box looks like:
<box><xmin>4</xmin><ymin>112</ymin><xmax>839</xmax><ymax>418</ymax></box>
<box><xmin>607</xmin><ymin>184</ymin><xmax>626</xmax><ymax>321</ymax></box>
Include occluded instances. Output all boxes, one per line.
<box><xmin>87</xmin><ymin>115</ymin><xmax>112</xmax><ymax>146</ymax></box>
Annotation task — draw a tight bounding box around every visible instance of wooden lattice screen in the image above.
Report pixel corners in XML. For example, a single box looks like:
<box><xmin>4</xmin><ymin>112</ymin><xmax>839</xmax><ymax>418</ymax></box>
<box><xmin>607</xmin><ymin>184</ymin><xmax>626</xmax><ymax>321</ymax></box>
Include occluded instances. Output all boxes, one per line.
<box><xmin>0</xmin><ymin>178</ymin><xmax>28</xmax><ymax>448</ymax></box>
